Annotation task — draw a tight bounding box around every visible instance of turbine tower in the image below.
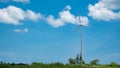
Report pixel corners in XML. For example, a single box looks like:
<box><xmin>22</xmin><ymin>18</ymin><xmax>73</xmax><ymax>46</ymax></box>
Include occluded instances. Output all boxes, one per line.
<box><xmin>79</xmin><ymin>16</ymin><xmax>83</xmax><ymax>65</ymax></box>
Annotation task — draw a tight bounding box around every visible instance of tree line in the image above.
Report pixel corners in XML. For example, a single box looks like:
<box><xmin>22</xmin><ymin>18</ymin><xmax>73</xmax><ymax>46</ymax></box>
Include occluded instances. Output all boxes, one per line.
<box><xmin>0</xmin><ymin>54</ymin><xmax>120</xmax><ymax>68</ymax></box>
<box><xmin>0</xmin><ymin>61</ymin><xmax>119</xmax><ymax>68</ymax></box>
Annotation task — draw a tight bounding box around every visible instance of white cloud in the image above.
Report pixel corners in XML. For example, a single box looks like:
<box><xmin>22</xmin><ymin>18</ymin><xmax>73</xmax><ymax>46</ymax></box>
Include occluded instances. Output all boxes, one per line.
<box><xmin>64</xmin><ymin>5</ymin><xmax>71</xmax><ymax>10</ymax></box>
<box><xmin>46</xmin><ymin>5</ymin><xmax>89</xmax><ymax>27</ymax></box>
<box><xmin>14</xmin><ymin>28</ymin><xmax>29</xmax><ymax>33</ymax></box>
<box><xmin>26</xmin><ymin>10</ymin><xmax>44</xmax><ymax>21</ymax></box>
<box><xmin>101</xmin><ymin>0</ymin><xmax>120</xmax><ymax>10</ymax></box>
<box><xmin>59</xmin><ymin>10</ymin><xmax>76</xmax><ymax>24</ymax></box>
<box><xmin>0</xmin><ymin>5</ymin><xmax>24</xmax><ymax>25</ymax></box>
<box><xmin>88</xmin><ymin>0</ymin><xmax>120</xmax><ymax>21</ymax></box>
<box><xmin>0</xmin><ymin>5</ymin><xmax>88</xmax><ymax>28</ymax></box>
<box><xmin>46</xmin><ymin>15</ymin><xmax>64</xmax><ymax>27</ymax></box>
<box><xmin>0</xmin><ymin>5</ymin><xmax>43</xmax><ymax>25</ymax></box>
<box><xmin>13</xmin><ymin>0</ymin><xmax>29</xmax><ymax>3</ymax></box>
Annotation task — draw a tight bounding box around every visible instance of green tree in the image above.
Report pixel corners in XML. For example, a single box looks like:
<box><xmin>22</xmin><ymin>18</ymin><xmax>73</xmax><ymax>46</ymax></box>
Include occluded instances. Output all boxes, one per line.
<box><xmin>110</xmin><ymin>62</ymin><xmax>118</xmax><ymax>67</ymax></box>
<box><xmin>68</xmin><ymin>58</ymin><xmax>75</xmax><ymax>64</ymax></box>
<box><xmin>75</xmin><ymin>54</ymin><xmax>85</xmax><ymax>64</ymax></box>
<box><xmin>90</xmin><ymin>59</ymin><xmax>99</xmax><ymax>65</ymax></box>
<box><xmin>75</xmin><ymin>54</ymin><xmax>80</xmax><ymax>64</ymax></box>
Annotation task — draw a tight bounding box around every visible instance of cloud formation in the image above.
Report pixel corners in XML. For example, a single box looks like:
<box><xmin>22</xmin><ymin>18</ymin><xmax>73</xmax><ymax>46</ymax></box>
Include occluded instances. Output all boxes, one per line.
<box><xmin>14</xmin><ymin>28</ymin><xmax>28</xmax><ymax>33</ymax></box>
<box><xmin>46</xmin><ymin>5</ymin><xmax>89</xmax><ymax>27</ymax></box>
<box><xmin>0</xmin><ymin>5</ymin><xmax>43</xmax><ymax>25</ymax></box>
<box><xmin>0</xmin><ymin>5</ymin><xmax>88</xmax><ymax>28</ymax></box>
<box><xmin>88</xmin><ymin>0</ymin><xmax>120</xmax><ymax>21</ymax></box>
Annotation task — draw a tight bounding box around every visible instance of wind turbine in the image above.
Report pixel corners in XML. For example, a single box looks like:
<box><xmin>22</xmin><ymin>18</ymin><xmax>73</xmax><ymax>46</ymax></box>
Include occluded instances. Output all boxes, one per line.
<box><xmin>74</xmin><ymin>15</ymin><xmax>83</xmax><ymax>65</ymax></box>
<box><xmin>79</xmin><ymin>16</ymin><xmax>83</xmax><ymax>65</ymax></box>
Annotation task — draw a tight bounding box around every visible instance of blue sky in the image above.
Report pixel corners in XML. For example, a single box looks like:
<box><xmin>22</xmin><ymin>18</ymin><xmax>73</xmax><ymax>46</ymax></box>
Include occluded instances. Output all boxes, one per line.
<box><xmin>0</xmin><ymin>0</ymin><xmax>120</xmax><ymax>64</ymax></box>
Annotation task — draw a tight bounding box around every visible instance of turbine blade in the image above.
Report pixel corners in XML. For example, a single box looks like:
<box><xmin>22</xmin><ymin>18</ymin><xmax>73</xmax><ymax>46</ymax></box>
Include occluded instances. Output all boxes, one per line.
<box><xmin>73</xmin><ymin>15</ymin><xmax>82</xmax><ymax>32</ymax></box>
<box><xmin>73</xmin><ymin>25</ymin><xmax>81</xmax><ymax>32</ymax></box>
<box><xmin>79</xmin><ymin>16</ymin><xmax>82</xmax><ymax>25</ymax></box>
